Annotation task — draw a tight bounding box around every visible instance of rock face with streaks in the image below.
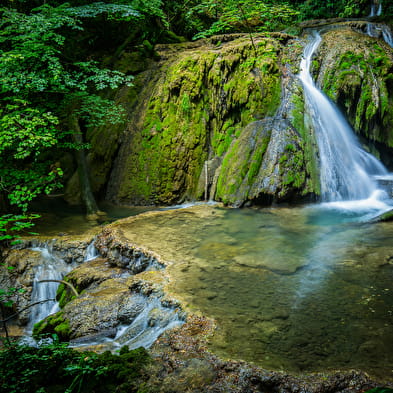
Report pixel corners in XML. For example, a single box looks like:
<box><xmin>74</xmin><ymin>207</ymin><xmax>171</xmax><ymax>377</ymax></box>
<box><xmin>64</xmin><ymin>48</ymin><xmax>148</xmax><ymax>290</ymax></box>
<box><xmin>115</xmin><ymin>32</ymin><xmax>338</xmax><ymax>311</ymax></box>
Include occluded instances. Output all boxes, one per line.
<box><xmin>64</xmin><ymin>21</ymin><xmax>393</xmax><ymax>206</ymax></box>
<box><xmin>64</xmin><ymin>33</ymin><xmax>320</xmax><ymax>207</ymax></box>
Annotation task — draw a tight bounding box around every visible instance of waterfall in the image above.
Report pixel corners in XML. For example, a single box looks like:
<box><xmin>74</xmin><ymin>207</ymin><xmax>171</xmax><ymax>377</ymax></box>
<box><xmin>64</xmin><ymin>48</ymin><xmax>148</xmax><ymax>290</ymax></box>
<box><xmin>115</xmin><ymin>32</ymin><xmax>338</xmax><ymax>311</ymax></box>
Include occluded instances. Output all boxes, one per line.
<box><xmin>370</xmin><ymin>0</ymin><xmax>382</xmax><ymax>17</ymax></box>
<box><xmin>109</xmin><ymin>297</ymin><xmax>184</xmax><ymax>350</ymax></box>
<box><xmin>84</xmin><ymin>240</ymin><xmax>99</xmax><ymax>262</ymax></box>
<box><xmin>298</xmin><ymin>31</ymin><xmax>388</xmax><ymax>203</ymax></box>
<box><xmin>27</xmin><ymin>247</ymin><xmax>73</xmax><ymax>333</ymax></box>
<box><xmin>382</xmin><ymin>26</ymin><xmax>393</xmax><ymax>47</ymax></box>
<box><xmin>365</xmin><ymin>22</ymin><xmax>393</xmax><ymax>48</ymax></box>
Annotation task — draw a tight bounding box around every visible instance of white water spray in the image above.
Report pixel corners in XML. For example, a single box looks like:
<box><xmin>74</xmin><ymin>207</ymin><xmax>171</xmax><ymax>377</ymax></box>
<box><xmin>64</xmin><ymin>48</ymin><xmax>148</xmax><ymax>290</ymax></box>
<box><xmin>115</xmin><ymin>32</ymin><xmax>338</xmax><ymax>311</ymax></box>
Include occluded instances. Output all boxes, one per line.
<box><xmin>84</xmin><ymin>241</ymin><xmax>99</xmax><ymax>262</ymax></box>
<box><xmin>292</xmin><ymin>31</ymin><xmax>393</xmax><ymax>304</ymax></box>
<box><xmin>299</xmin><ymin>31</ymin><xmax>389</xmax><ymax>204</ymax></box>
<box><xmin>27</xmin><ymin>247</ymin><xmax>73</xmax><ymax>332</ymax></box>
<box><xmin>370</xmin><ymin>0</ymin><xmax>382</xmax><ymax>17</ymax></box>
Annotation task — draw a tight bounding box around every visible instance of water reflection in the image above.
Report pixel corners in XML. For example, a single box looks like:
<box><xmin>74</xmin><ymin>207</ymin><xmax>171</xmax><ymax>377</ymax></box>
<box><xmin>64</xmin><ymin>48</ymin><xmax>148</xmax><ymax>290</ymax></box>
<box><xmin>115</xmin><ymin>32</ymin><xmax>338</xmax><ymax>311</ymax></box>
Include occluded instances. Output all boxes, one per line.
<box><xmin>161</xmin><ymin>205</ymin><xmax>393</xmax><ymax>380</ymax></box>
<box><xmin>29</xmin><ymin>199</ymin><xmax>393</xmax><ymax>379</ymax></box>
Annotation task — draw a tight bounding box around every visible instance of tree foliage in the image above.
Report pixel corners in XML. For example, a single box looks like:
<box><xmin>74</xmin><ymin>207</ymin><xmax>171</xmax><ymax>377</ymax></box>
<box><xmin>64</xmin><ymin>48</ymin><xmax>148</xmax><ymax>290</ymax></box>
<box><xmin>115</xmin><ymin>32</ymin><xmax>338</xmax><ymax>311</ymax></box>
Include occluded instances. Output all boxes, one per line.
<box><xmin>0</xmin><ymin>0</ymin><xmax>390</xmax><ymax>214</ymax></box>
<box><xmin>191</xmin><ymin>0</ymin><xmax>299</xmax><ymax>39</ymax></box>
<box><xmin>0</xmin><ymin>4</ymin><xmax>134</xmax><ymax>213</ymax></box>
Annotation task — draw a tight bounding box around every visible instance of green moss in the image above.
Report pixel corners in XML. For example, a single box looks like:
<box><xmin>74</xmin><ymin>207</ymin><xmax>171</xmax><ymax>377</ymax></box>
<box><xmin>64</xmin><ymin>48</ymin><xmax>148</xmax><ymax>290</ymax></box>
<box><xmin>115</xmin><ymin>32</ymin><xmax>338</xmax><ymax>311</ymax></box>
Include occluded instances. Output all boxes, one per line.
<box><xmin>56</xmin><ymin>278</ymin><xmax>80</xmax><ymax>309</ymax></box>
<box><xmin>319</xmin><ymin>36</ymin><xmax>393</xmax><ymax>150</ymax></box>
<box><xmin>33</xmin><ymin>311</ymin><xmax>71</xmax><ymax>341</ymax></box>
<box><xmin>115</xmin><ymin>36</ymin><xmax>283</xmax><ymax>204</ymax></box>
<box><xmin>279</xmin><ymin>154</ymin><xmax>288</xmax><ymax>164</ymax></box>
<box><xmin>374</xmin><ymin>208</ymin><xmax>393</xmax><ymax>222</ymax></box>
<box><xmin>290</xmin><ymin>88</ymin><xmax>320</xmax><ymax>195</ymax></box>
<box><xmin>215</xmin><ymin>122</ymin><xmax>273</xmax><ymax>205</ymax></box>
<box><xmin>247</xmin><ymin>139</ymin><xmax>270</xmax><ymax>186</ymax></box>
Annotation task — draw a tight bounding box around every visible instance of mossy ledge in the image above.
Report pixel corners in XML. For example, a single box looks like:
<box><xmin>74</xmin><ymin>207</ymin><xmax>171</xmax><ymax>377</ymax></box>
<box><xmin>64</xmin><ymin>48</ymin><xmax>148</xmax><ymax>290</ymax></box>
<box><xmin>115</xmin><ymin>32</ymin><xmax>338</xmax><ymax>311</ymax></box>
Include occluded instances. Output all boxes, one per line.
<box><xmin>106</xmin><ymin>34</ymin><xmax>292</xmax><ymax>205</ymax></box>
<box><xmin>33</xmin><ymin>311</ymin><xmax>71</xmax><ymax>341</ymax></box>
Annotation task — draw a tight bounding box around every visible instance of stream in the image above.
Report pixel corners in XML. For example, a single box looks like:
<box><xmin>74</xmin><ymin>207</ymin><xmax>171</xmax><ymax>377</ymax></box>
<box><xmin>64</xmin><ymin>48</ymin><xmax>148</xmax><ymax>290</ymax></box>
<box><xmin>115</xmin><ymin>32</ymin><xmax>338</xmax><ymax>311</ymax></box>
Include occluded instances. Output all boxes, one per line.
<box><xmin>92</xmin><ymin>203</ymin><xmax>386</xmax><ymax>380</ymax></box>
<box><xmin>20</xmin><ymin>14</ymin><xmax>393</xmax><ymax>383</ymax></box>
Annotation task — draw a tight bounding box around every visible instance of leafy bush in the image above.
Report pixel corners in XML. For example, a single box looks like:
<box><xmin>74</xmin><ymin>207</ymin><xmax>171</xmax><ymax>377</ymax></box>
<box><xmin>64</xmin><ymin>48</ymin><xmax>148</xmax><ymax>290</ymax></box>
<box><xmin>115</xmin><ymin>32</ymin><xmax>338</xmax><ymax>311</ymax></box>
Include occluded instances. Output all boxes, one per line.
<box><xmin>0</xmin><ymin>339</ymin><xmax>150</xmax><ymax>393</ymax></box>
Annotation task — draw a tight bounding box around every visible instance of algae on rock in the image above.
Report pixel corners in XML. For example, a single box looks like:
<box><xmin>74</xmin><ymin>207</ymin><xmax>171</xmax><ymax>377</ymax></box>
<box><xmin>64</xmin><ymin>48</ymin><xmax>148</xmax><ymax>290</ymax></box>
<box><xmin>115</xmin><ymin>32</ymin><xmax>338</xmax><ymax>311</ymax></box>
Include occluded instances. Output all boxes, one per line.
<box><xmin>61</xmin><ymin>24</ymin><xmax>393</xmax><ymax>207</ymax></box>
<box><xmin>315</xmin><ymin>25</ymin><xmax>393</xmax><ymax>159</ymax></box>
<box><xmin>106</xmin><ymin>35</ymin><xmax>285</xmax><ymax>205</ymax></box>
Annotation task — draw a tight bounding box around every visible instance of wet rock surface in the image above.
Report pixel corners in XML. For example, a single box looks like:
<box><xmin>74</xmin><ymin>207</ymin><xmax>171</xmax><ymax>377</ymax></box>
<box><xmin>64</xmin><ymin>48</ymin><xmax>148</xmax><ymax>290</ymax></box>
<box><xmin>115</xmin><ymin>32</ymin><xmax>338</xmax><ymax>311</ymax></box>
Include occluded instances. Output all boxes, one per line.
<box><xmin>146</xmin><ymin>315</ymin><xmax>387</xmax><ymax>393</ymax></box>
<box><xmin>0</xmin><ymin>248</ymin><xmax>43</xmax><ymax>324</ymax></box>
<box><xmin>312</xmin><ymin>23</ymin><xmax>393</xmax><ymax>166</ymax></box>
<box><xmin>3</xmin><ymin>205</ymin><xmax>393</xmax><ymax>389</ymax></box>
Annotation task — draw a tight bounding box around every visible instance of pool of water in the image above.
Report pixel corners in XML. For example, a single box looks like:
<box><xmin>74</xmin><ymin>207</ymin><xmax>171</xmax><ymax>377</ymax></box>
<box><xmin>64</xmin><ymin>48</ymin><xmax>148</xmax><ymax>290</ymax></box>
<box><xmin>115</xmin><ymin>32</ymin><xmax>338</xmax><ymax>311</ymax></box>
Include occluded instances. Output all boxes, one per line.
<box><xmin>29</xmin><ymin>198</ymin><xmax>393</xmax><ymax>380</ymax></box>
<box><xmin>140</xmin><ymin>204</ymin><xmax>393</xmax><ymax>380</ymax></box>
<box><xmin>30</xmin><ymin>197</ymin><xmax>154</xmax><ymax>235</ymax></box>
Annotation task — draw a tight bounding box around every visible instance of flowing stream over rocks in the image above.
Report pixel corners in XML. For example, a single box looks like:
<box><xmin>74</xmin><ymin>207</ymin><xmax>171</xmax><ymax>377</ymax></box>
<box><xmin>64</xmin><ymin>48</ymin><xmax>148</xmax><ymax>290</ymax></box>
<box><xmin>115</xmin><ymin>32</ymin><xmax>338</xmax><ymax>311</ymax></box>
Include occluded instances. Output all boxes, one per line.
<box><xmin>365</xmin><ymin>22</ymin><xmax>393</xmax><ymax>47</ymax></box>
<box><xmin>99</xmin><ymin>205</ymin><xmax>393</xmax><ymax>381</ymax></box>
<box><xmin>299</xmin><ymin>31</ymin><xmax>390</xmax><ymax>206</ymax></box>
<box><xmin>22</xmin><ymin>237</ymin><xmax>185</xmax><ymax>351</ymax></box>
<box><xmin>9</xmin><ymin>21</ymin><xmax>393</xmax><ymax>387</ymax></box>
<box><xmin>26</xmin><ymin>247</ymin><xmax>74</xmax><ymax>333</ymax></box>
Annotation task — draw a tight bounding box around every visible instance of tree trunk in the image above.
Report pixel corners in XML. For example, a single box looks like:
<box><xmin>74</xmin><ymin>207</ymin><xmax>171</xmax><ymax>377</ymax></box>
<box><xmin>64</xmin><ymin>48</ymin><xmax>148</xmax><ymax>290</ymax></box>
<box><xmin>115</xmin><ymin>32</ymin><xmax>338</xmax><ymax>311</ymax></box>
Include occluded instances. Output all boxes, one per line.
<box><xmin>69</xmin><ymin>115</ymin><xmax>100</xmax><ymax>217</ymax></box>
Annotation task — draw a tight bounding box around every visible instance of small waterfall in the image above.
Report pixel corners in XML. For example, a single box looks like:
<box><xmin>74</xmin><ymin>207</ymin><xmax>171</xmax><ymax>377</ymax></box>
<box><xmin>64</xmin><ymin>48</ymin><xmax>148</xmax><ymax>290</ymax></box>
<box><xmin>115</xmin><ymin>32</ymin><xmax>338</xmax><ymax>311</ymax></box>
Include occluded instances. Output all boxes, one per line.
<box><xmin>69</xmin><ymin>295</ymin><xmax>185</xmax><ymax>351</ymax></box>
<box><xmin>365</xmin><ymin>23</ymin><xmax>393</xmax><ymax>48</ymax></box>
<box><xmin>27</xmin><ymin>247</ymin><xmax>73</xmax><ymax>332</ymax></box>
<box><xmin>382</xmin><ymin>25</ymin><xmax>393</xmax><ymax>47</ymax></box>
<box><xmin>299</xmin><ymin>31</ymin><xmax>388</xmax><ymax>203</ymax></box>
<box><xmin>369</xmin><ymin>0</ymin><xmax>382</xmax><ymax>17</ymax></box>
<box><xmin>111</xmin><ymin>297</ymin><xmax>183</xmax><ymax>350</ymax></box>
<box><xmin>84</xmin><ymin>241</ymin><xmax>99</xmax><ymax>261</ymax></box>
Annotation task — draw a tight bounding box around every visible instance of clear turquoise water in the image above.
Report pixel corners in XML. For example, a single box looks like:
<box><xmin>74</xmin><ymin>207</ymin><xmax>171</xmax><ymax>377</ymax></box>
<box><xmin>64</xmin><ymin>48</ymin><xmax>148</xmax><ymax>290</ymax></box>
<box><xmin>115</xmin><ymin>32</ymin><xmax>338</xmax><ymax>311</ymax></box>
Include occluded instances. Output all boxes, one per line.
<box><xmin>32</xmin><ymin>200</ymin><xmax>393</xmax><ymax>380</ymax></box>
<box><xmin>166</xmin><ymin>205</ymin><xmax>393</xmax><ymax>380</ymax></box>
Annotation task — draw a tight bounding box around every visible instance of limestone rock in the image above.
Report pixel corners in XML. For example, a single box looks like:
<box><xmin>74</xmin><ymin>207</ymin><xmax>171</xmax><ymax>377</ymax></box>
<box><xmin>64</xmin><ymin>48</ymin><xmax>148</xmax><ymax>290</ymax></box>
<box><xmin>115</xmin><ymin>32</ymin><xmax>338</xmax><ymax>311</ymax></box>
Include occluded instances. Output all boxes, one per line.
<box><xmin>314</xmin><ymin>24</ymin><xmax>393</xmax><ymax>166</ymax></box>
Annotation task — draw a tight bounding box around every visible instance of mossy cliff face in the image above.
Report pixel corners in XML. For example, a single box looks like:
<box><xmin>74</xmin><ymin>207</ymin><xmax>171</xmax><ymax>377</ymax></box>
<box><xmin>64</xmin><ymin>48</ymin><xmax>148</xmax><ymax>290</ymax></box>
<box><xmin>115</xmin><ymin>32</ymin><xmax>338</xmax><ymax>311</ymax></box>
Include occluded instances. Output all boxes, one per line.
<box><xmin>215</xmin><ymin>119</ymin><xmax>312</xmax><ymax>206</ymax></box>
<box><xmin>314</xmin><ymin>24</ymin><xmax>393</xmax><ymax>159</ymax></box>
<box><xmin>64</xmin><ymin>24</ymin><xmax>393</xmax><ymax>206</ymax></box>
<box><xmin>107</xmin><ymin>35</ymin><xmax>315</xmax><ymax>205</ymax></box>
<box><xmin>215</xmin><ymin>66</ymin><xmax>321</xmax><ymax>206</ymax></box>
<box><xmin>64</xmin><ymin>62</ymin><xmax>153</xmax><ymax>204</ymax></box>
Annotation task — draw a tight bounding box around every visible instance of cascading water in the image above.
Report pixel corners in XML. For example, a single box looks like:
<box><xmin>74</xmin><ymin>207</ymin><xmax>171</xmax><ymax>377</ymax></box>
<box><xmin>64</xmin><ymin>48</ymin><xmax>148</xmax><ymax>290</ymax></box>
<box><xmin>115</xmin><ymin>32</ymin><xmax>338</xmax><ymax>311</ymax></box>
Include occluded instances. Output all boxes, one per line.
<box><xmin>365</xmin><ymin>23</ymin><xmax>393</xmax><ymax>48</ymax></box>
<box><xmin>71</xmin><ymin>296</ymin><xmax>185</xmax><ymax>351</ymax></box>
<box><xmin>23</xmin><ymin>242</ymin><xmax>184</xmax><ymax>351</ymax></box>
<box><xmin>26</xmin><ymin>241</ymin><xmax>98</xmax><ymax>334</ymax></box>
<box><xmin>382</xmin><ymin>26</ymin><xmax>393</xmax><ymax>47</ymax></box>
<box><xmin>369</xmin><ymin>0</ymin><xmax>382</xmax><ymax>17</ymax></box>
<box><xmin>299</xmin><ymin>31</ymin><xmax>389</xmax><ymax>207</ymax></box>
<box><xmin>26</xmin><ymin>247</ymin><xmax>73</xmax><ymax>333</ymax></box>
<box><xmin>84</xmin><ymin>240</ymin><xmax>99</xmax><ymax>262</ymax></box>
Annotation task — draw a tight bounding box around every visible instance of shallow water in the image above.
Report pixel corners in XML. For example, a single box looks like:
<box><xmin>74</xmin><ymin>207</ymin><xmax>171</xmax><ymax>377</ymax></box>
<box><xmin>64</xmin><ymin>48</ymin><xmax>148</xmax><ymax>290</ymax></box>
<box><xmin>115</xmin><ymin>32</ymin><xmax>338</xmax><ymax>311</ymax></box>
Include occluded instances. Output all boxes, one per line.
<box><xmin>31</xmin><ymin>198</ymin><xmax>154</xmax><ymax>235</ymax></box>
<box><xmin>29</xmin><ymin>199</ymin><xmax>393</xmax><ymax>380</ymax></box>
<box><xmin>132</xmin><ymin>205</ymin><xmax>393</xmax><ymax>380</ymax></box>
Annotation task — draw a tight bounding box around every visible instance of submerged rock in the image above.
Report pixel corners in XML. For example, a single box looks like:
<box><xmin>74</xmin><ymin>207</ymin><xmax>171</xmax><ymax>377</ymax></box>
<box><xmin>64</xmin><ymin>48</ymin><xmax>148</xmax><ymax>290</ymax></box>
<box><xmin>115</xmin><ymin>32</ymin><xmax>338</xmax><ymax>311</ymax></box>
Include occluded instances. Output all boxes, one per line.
<box><xmin>145</xmin><ymin>314</ymin><xmax>388</xmax><ymax>393</ymax></box>
<box><xmin>7</xmin><ymin>204</ymin><xmax>393</xmax><ymax>390</ymax></box>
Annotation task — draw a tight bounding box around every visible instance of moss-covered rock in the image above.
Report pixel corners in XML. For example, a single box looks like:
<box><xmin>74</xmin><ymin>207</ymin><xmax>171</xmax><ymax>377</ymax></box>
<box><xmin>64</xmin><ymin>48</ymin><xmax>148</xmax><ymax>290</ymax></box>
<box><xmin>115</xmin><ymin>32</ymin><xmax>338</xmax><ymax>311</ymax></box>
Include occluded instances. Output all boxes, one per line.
<box><xmin>56</xmin><ymin>258</ymin><xmax>126</xmax><ymax>308</ymax></box>
<box><xmin>215</xmin><ymin>118</ymin><xmax>316</xmax><ymax>206</ymax></box>
<box><xmin>315</xmin><ymin>24</ymin><xmax>393</xmax><ymax>155</ymax></box>
<box><xmin>33</xmin><ymin>311</ymin><xmax>71</xmax><ymax>341</ymax></box>
<box><xmin>106</xmin><ymin>34</ymin><xmax>284</xmax><ymax>205</ymax></box>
